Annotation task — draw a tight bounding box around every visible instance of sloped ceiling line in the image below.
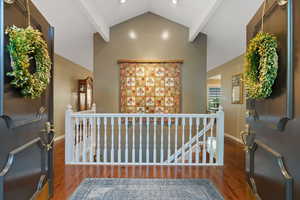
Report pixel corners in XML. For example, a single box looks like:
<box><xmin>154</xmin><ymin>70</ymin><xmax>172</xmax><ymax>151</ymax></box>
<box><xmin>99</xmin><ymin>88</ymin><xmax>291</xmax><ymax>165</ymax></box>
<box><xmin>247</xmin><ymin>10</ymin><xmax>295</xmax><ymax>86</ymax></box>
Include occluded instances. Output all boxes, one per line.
<box><xmin>76</xmin><ymin>0</ymin><xmax>110</xmax><ymax>42</ymax></box>
<box><xmin>189</xmin><ymin>0</ymin><xmax>223</xmax><ymax>42</ymax></box>
<box><xmin>77</xmin><ymin>0</ymin><xmax>223</xmax><ymax>43</ymax></box>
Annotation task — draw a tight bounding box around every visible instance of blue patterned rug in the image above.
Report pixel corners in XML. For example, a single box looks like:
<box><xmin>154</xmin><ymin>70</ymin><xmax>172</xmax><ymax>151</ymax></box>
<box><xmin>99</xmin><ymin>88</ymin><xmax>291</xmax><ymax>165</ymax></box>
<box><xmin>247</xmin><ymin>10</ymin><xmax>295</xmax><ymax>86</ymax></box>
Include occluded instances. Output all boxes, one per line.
<box><xmin>69</xmin><ymin>179</ymin><xmax>224</xmax><ymax>200</ymax></box>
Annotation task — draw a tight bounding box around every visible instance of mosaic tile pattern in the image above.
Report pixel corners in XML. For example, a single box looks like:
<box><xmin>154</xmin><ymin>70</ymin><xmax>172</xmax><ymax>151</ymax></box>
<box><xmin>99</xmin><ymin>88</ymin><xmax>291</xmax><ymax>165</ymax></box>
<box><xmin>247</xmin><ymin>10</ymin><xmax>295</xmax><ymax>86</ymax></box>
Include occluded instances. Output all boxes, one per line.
<box><xmin>120</xmin><ymin>63</ymin><xmax>181</xmax><ymax>113</ymax></box>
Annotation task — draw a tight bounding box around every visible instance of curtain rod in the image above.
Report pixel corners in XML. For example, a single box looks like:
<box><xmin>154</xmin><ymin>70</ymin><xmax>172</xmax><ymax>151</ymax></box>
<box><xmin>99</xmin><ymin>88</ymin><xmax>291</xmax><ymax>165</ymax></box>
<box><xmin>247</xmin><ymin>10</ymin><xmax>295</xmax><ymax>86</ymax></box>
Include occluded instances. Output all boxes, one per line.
<box><xmin>117</xmin><ymin>59</ymin><xmax>184</xmax><ymax>64</ymax></box>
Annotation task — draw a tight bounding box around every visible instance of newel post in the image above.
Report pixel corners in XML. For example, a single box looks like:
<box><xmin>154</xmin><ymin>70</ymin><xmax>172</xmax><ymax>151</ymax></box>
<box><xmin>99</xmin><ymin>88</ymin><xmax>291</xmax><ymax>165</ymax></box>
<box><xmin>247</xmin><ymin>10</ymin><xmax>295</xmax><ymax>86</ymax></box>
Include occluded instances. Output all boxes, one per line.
<box><xmin>65</xmin><ymin>104</ymin><xmax>73</xmax><ymax>164</ymax></box>
<box><xmin>92</xmin><ymin>103</ymin><xmax>96</xmax><ymax>113</ymax></box>
<box><xmin>216</xmin><ymin>106</ymin><xmax>224</xmax><ymax>165</ymax></box>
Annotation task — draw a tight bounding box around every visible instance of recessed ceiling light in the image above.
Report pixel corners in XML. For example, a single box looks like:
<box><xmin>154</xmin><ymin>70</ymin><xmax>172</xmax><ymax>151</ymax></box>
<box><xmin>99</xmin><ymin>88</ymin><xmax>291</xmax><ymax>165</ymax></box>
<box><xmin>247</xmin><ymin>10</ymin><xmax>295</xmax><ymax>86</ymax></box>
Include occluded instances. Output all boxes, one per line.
<box><xmin>172</xmin><ymin>0</ymin><xmax>178</xmax><ymax>5</ymax></box>
<box><xmin>161</xmin><ymin>31</ymin><xmax>170</xmax><ymax>40</ymax></box>
<box><xmin>129</xmin><ymin>30</ymin><xmax>137</xmax><ymax>40</ymax></box>
<box><xmin>120</xmin><ymin>0</ymin><xmax>127</xmax><ymax>4</ymax></box>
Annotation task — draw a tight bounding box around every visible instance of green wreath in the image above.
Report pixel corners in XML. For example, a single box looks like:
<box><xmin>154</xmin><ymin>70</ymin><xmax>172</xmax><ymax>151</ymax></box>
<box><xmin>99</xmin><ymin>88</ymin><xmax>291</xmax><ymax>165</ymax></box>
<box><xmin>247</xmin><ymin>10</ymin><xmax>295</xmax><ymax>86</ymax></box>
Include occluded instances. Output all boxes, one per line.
<box><xmin>244</xmin><ymin>32</ymin><xmax>278</xmax><ymax>99</ymax></box>
<box><xmin>6</xmin><ymin>26</ymin><xmax>51</xmax><ymax>99</ymax></box>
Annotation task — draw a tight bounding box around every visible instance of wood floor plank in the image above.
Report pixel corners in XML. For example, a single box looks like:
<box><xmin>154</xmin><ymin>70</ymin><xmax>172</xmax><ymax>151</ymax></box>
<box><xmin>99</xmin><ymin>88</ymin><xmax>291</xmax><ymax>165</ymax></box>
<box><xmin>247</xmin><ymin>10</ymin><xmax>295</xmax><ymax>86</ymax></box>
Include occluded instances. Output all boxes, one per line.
<box><xmin>52</xmin><ymin>138</ymin><xmax>255</xmax><ymax>200</ymax></box>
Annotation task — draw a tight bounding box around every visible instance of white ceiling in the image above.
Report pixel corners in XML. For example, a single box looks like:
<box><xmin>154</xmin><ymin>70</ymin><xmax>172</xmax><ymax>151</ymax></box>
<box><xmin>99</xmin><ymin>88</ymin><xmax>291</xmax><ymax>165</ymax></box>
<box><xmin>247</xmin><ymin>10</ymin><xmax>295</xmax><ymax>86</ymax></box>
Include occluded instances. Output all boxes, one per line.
<box><xmin>79</xmin><ymin>0</ymin><xmax>223</xmax><ymax>42</ymax></box>
<box><xmin>203</xmin><ymin>0</ymin><xmax>264</xmax><ymax>71</ymax></box>
<box><xmin>32</xmin><ymin>0</ymin><xmax>95</xmax><ymax>71</ymax></box>
<box><xmin>32</xmin><ymin>0</ymin><xmax>263</xmax><ymax>71</ymax></box>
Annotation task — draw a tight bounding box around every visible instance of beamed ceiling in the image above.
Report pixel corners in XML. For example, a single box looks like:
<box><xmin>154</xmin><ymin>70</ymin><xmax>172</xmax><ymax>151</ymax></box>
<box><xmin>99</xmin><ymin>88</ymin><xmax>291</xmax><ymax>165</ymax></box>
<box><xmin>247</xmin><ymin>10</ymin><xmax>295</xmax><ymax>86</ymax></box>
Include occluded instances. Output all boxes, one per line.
<box><xmin>32</xmin><ymin>0</ymin><xmax>263</xmax><ymax>71</ymax></box>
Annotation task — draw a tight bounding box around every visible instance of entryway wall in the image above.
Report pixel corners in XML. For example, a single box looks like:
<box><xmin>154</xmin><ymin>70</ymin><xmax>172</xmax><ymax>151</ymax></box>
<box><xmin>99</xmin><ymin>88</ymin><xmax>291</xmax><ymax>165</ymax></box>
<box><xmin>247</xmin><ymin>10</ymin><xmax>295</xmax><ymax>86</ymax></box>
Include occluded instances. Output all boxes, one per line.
<box><xmin>94</xmin><ymin>13</ymin><xmax>207</xmax><ymax>114</ymax></box>
<box><xmin>53</xmin><ymin>54</ymin><xmax>93</xmax><ymax>138</ymax></box>
<box><xmin>207</xmin><ymin>54</ymin><xmax>246</xmax><ymax>141</ymax></box>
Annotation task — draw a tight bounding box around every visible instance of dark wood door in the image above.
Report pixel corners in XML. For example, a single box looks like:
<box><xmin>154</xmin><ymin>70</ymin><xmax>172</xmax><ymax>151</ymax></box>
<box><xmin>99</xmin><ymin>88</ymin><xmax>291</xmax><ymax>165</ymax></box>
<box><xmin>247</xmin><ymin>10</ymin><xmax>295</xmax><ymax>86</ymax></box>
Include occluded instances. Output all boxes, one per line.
<box><xmin>245</xmin><ymin>0</ymin><xmax>299</xmax><ymax>199</ymax></box>
<box><xmin>0</xmin><ymin>0</ymin><xmax>54</xmax><ymax>200</ymax></box>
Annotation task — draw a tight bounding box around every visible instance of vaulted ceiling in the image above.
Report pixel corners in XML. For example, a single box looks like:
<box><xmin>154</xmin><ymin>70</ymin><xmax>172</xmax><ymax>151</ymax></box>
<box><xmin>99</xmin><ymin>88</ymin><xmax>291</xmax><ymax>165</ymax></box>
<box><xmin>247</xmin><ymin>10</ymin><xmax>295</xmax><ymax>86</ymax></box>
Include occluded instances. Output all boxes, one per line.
<box><xmin>77</xmin><ymin>0</ymin><xmax>223</xmax><ymax>42</ymax></box>
<box><xmin>203</xmin><ymin>0</ymin><xmax>263</xmax><ymax>70</ymax></box>
<box><xmin>32</xmin><ymin>0</ymin><xmax>263</xmax><ymax>71</ymax></box>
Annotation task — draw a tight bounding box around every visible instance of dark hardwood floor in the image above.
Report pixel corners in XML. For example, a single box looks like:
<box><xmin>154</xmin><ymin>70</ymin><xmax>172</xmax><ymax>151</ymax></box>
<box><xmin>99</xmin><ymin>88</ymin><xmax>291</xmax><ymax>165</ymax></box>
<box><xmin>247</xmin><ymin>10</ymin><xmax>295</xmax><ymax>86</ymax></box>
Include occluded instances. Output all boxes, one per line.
<box><xmin>52</xmin><ymin>138</ymin><xmax>255</xmax><ymax>200</ymax></box>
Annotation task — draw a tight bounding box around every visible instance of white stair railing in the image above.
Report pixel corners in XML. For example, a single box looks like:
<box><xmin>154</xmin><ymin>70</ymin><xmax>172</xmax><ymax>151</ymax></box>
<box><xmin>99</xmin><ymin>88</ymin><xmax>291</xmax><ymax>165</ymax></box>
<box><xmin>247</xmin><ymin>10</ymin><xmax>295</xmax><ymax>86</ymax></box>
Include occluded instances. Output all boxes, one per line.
<box><xmin>165</xmin><ymin>118</ymin><xmax>215</xmax><ymax>163</ymax></box>
<box><xmin>65</xmin><ymin>104</ymin><xmax>224</xmax><ymax>166</ymax></box>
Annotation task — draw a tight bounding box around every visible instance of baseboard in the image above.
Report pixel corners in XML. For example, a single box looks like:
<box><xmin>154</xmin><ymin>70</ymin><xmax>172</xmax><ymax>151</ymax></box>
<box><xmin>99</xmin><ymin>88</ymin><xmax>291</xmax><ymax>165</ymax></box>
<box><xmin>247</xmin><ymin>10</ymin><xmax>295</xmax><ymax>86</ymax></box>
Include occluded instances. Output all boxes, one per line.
<box><xmin>225</xmin><ymin>133</ymin><xmax>243</xmax><ymax>145</ymax></box>
<box><xmin>54</xmin><ymin>135</ymin><xmax>65</xmax><ymax>143</ymax></box>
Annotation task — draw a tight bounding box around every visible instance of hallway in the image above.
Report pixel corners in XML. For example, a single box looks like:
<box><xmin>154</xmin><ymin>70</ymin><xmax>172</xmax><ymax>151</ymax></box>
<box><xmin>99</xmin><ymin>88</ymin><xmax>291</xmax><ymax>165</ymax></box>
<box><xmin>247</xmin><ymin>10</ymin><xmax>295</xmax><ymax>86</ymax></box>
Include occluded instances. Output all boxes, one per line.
<box><xmin>53</xmin><ymin>138</ymin><xmax>255</xmax><ymax>200</ymax></box>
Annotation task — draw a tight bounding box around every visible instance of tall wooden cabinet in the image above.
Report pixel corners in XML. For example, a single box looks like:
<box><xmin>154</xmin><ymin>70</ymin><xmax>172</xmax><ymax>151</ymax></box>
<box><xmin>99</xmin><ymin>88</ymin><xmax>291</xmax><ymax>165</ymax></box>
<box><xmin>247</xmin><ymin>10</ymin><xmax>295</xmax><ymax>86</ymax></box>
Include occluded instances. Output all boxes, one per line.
<box><xmin>78</xmin><ymin>77</ymin><xmax>93</xmax><ymax>111</ymax></box>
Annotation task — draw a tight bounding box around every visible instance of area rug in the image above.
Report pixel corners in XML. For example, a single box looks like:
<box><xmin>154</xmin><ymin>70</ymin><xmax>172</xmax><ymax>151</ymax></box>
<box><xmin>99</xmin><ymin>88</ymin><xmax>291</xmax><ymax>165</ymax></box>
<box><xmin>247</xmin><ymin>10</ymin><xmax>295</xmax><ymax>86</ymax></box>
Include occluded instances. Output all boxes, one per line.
<box><xmin>69</xmin><ymin>179</ymin><xmax>224</xmax><ymax>200</ymax></box>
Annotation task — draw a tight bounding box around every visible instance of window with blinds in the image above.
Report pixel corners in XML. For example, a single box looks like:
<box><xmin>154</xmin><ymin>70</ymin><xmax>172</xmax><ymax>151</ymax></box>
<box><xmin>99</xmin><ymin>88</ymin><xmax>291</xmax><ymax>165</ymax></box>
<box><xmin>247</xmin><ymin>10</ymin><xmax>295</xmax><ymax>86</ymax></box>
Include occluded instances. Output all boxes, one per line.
<box><xmin>207</xmin><ymin>87</ymin><xmax>221</xmax><ymax>112</ymax></box>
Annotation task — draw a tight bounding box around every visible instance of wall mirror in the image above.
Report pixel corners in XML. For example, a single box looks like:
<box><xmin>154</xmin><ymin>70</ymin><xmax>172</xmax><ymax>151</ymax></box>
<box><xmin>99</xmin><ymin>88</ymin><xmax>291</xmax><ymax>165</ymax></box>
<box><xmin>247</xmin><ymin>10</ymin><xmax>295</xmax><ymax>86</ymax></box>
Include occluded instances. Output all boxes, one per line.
<box><xmin>232</xmin><ymin>73</ymin><xmax>243</xmax><ymax>104</ymax></box>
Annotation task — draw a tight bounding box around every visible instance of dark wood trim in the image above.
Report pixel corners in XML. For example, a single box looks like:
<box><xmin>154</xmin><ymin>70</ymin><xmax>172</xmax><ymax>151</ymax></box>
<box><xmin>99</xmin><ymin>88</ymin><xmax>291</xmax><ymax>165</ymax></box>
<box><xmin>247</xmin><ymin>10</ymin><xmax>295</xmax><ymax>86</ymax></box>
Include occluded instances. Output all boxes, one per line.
<box><xmin>286</xmin><ymin>0</ymin><xmax>294</xmax><ymax>119</ymax></box>
<box><xmin>0</xmin><ymin>0</ymin><xmax>4</xmax><ymax>115</ymax></box>
<box><xmin>33</xmin><ymin>181</ymin><xmax>49</xmax><ymax>200</ymax></box>
<box><xmin>31</xmin><ymin>175</ymin><xmax>47</xmax><ymax>199</ymax></box>
<box><xmin>248</xmin><ymin>140</ymin><xmax>294</xmax><ymax>200</ymax></box>
<box><xmin>47</xmin><ymin>26</ymin><xmax>55</xmax><ymax>199</ymax></box>
<box><xmin>48</xmin><ymin>25</ymin><xmax>55</xmax><ymax>124</ymax></box>
<box><xmin>0</xmin><ymin>137</ymin><xmax>41</xmax><ymax>200</ymax></box>
<box><xmin>117</xmin><ymin>59</ymin><xmax>184</xmax><ymax>64</ymax></box>
<box><xmin>78</xmin><ymin>77</ymin><xmax>94</xmax><ymax>111</ymax></box>
<box><xmin>247</xmin><ymin>0</ymin><xmax>294</xmax><ymax>131</ymax></box>
<box><xmin>47</xmin><ymin>131</ymin><xmax>54</xmax><ymax>198</ymax></box>
<box><xmin>0</xmin><ymin>134</ymin><xmax>55</xmax><ymax>200</ymax></box>
<box><xmin>5</xmin><ymin>0</ymin><xmax>45</xmax><ymax>29</ymax></box>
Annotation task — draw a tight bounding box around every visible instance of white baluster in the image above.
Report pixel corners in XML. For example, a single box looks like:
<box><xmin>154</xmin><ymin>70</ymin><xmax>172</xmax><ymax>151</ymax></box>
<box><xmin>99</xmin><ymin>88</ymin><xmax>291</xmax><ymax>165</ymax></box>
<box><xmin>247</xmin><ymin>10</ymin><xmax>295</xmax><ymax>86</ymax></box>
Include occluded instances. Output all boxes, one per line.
<box><xmin>167</xmin><ymin>117</ymin><xmax>171</xmax><ymax>163</ymax></box>
<box><xmin>209</xmin><ymin>118</ymin><xmax>215</xmax><ymax>164</ymax></box>
<box><xmin>153</xmin><ymin>118</ymin><xmax>157</xmax><ymax>163</ymax></box>
<box><xmin>89</xmin><ymin>118</ymin><xmax>94</xmax><ymax>162</ymax></box>
<box><xmin>196</xmin><ymin>118</ymin><xmax>200</xmax><ymax>164</ymax></box>
<box><xmin>174</xmin><ymin>118</ymin><xmax>178</xmax><ymax>163</ymax></box>
<box><xmin>139</xmin><ymin>117</ymin><xmax>143</xmax><ymax>163</ymax></box>
<box><xmin>216</xmin><ymin>107</ymin><xmax>225</xmax><ymax>165</ymax></box>
<box><xmin>65</xmin><ymin>112</ymin><xmax>222</xmax><ymax>166</ymax></box>
<box><xmin>132</xmin><ymin>117</ymin><xmax>136</xmax><ymax>163</ymax></box>
<box><xmin>104</xmin><ymin>117</ymin><xmax>107</xmax><ymax>163</ymax></box>
<box><xmin>82</xmin><ymin>118</ymin><xmax>87</xmax><ymax>162</ymax></box>
<box><xmin>181</xmin><ymin>118</ymin><xmax>185</xmax><ymax>163</ymax></box>
<box><xmin>111</xmin><ymin>117</ymin><xmax>115</xmax><ymax>163</ymax></box>
<box><xmin>72</xmin><ymin>118</ymin><xmax>76</xmax><ymax>162</ymax></box>
<box><xmin>75</xmin><ymin>118</ymin><xmax>80</xmax><ymax>162</ymax></box>
<box><xmin>160</xmin><ymin>117</ymin><xmax>164</xmax><ymax>163</ymax></box>
<box><xmin>189</xmin><ymin>117</ymin><xmax>193</xmax><ymax>164</ymax></box>
<box><xmin>146</xmin><ymin>117</ymin><xmax>150</xmax><ymax>163</ymax></box>
<box><xmin>202</xmin><ymin>118</ymin><xmax>207</xmax><ymax>163</ymax></box>
<box><xmin>125</xmin><ymin>117</ymin><xmax>129</xmax><ymax>163</ymax></box>
<box><xmin>118</xmin><ymin>117</ymin><xmax>122</xmax><ymax>164</ymax></box>
<box><xmin>97</xmin><ymin>118</ymin><xmax>101</xmax><ymax>162</ymax></box>
<box><xmin>80</xmin><ymin>119</ymin><xmax>83</xmax><ymax>161</ymax></box>
<box><xmin>65</xmin><ymin>105</ymin><xmax>73</xmax><ymax>164</ymax></box>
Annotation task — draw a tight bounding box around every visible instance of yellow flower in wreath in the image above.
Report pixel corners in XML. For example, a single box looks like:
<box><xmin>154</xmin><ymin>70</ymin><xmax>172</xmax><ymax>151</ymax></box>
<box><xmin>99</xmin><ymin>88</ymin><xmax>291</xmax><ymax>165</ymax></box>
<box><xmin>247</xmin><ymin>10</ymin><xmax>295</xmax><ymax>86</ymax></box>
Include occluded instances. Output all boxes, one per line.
<box><xmin>6</xmin><ymin>26</ymin><xmax>52</xmax><ymax>99</ymax></box>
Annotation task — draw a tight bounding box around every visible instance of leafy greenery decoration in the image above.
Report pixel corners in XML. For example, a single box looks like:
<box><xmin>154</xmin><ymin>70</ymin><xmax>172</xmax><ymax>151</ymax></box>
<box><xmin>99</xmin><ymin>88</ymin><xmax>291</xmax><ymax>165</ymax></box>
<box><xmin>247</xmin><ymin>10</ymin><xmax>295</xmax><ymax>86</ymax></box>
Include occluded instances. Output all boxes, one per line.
<box><xmin>244</xmin><ymin>32</ymin><xmax>278</xmax><ymax>99</ymax></box>
<box><xmin>6</xmin><ymin>26</ymin><xmax>51</xmax><ymax>99</ymax></box>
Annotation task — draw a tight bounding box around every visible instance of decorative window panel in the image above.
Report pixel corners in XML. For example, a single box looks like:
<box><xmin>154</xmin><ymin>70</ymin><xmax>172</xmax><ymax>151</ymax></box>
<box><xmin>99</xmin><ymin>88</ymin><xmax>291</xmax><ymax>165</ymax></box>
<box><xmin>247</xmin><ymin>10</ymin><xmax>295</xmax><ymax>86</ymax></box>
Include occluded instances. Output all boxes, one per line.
<box><xmin>120</xmin><ymin>62</ymin><xmax>181</xmax><ymax>113</ymax></box>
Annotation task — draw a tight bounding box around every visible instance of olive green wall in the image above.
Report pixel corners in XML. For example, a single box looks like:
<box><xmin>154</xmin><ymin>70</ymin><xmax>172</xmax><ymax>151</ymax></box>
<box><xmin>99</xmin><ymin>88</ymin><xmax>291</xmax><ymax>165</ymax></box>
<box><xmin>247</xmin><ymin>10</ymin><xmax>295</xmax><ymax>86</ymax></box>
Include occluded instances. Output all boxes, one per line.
<box><xmin>54</xmin><ymin>54</ymin><xmax>93</xmax><ymax>138</ymax></box>
<box><xmin>207</xmin><ymin>55</ymin><xmax>246</xmax><ymax>141</ymax></box>
<box><xmin>94</xmin><ymin>13</ymin><xmax>207</xmax><ymax>113</ymax></box>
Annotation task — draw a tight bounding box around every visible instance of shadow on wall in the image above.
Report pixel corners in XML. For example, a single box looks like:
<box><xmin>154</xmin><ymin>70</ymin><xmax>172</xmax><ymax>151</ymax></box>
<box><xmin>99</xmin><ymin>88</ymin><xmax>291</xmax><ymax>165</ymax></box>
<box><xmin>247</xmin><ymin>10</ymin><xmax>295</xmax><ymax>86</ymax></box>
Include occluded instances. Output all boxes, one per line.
<box><xmin>207</xmin><ymin>55</ymin><xmax>246</xmax><ymax>141</ymax></box>
<box><xmin>54</xmin><ymin>54</ymin><xmax>93</xmax><ymax>138</ymax></box>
